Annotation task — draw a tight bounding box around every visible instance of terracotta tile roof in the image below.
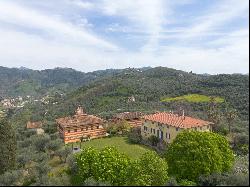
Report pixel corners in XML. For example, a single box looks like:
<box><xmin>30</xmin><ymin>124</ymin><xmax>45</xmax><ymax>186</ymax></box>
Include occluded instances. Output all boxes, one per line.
<box><xmin>142</xmin><ymin>112</ymin><xmax>213</xmax><ymax>129</ymax></box>
<box><xmin>56</xmin><ymin>113</ymin><xmax>103</xmax><ymax>128</ymax></box>
<box><xmin>115</xmin><ymin>112</ymin><xmax>143</xmax><ymax>120</ymax></box>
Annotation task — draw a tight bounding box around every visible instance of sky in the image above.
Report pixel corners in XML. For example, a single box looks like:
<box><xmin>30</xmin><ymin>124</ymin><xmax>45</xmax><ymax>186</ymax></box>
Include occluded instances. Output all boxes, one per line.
<box><xmin>0</xmin><ymin>0</ymin><xmax>249</xmax><ymax>74</ymax></box>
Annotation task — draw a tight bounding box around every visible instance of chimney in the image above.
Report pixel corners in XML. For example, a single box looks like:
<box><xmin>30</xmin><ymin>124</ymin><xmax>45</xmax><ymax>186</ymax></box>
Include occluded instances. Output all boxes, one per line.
<box><xmin>76</xmin><ymin>106</ymin><xmax>86</xmax><ymax>116</ymax></box>
<box><xmin>182</xmin><ymin>110</ymin><xmax>185</xmax><ymax>119</ymax></box>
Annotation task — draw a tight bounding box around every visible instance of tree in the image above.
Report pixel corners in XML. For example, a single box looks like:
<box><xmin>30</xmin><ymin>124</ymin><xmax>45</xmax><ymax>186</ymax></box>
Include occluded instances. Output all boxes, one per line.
<box><xmin>94</xmin><ymin>147</ymin><xmax>131</xmax><ymax>185</ymax></box>
<box><xmin>165</xmin><ymin>131</ymin><xmax>235</xmax><ymax>182</ymax></box>
<box><xmin>33</xmin><ymin>134</ymin><xmax>50</xmax><ymax>152</ymax></box>
<box><xmin>75</xmin><ymin>147</ymin><xmax>100</xmax><ymax>183</ymax></box>
<box><xmin>206</xmin><ymin>97</ymin><xmax>222</xmax><ymax>131</ymax></box>
<box><xmin>127</xmin><ymin>151</ymin><xmax>168</xmax><ymax>186</ymax></box>
<box><xmin>224</xmin><ymin>104</ymin><xmax>238</xmax><ymax>133</ymax></box>
<box><xmin>0</xmin><ymin>169</ymin><xmax>22</xmax><ymax>186</ymax></box>
<box><xmin>47</xmin><ymin>139</ymin><xmax>62</xmax><ymax>158</ymax></box>
<box><xmin>148</xmin><ymin>135</ymin><xmax>160</xmax><ymax>146</ymax></box>
<box><xmin>55</xmin><ymin>146</ymin><xmax>71</xmax><ymax>163</ymax></box>
<box><xmin>0</xmin><ymin>118</ymin><xmax>16</xmax><ymax>174</ymax></box>
<box><xmin>127</xmin><ymin>127</ymin><xmax>142</xmax><ymax>144</ymax></box>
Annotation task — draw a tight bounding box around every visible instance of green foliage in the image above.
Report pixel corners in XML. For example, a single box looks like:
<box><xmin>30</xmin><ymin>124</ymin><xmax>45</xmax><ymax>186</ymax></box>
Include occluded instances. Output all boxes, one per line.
<box><xmin>83</xmin><ymin>177</ymin><xmax>111</xmax><ymax>186</ymax></box>
<box><xmin>76</xmin><ymin>146</ymin><xmax>130</xmax><ymax>185</ymax></box>
<box><xmin>161</xmin><ymin>94</ymin><xmax>224</xmax><ymax>103</ymax></box>
<box><xmin>0</xmin><ymin>169</ymin><xmax>22</xmax><ymax>186</ymax></box>
<box><xmin>179</xmin><ymin>179</ymin><xmax>197</xmax><ymax>186</ymax></box>
<box><xmin>198</xmin><ymin>172</ymin><xmax>249</xmax><ymax>186</ymax></box>
<box><xmin>127</xmin><ymin>127</ymin><xmax>142</xmax><ymax>144</ymax></box>
<box><xmin>95</xmin><ymin>147</ymin><xmax>131</xmax><ymax>185</ymax></box>
<box><xmin>33</xmin><ymin>134</ymin><xmax>51</xmax><ymax>152</ymax></box>
<box><xmin>55</xmin><ymin>146</ymin><xmax>72</xmax><ymax>163</ymax></box>
<box><xmin>75</xmin><ymin>147</ymin><xmax>99</xmax><ymax>182</ymax></box>
<box><xmin>127</xmin><ymin>151</ymin><xmax>169</xmax><ymax>186</ymax></box>
<box><xmin>165</xmin><ymin>131</ymin><xmax>235</xmax><ymax>182</ymax></box>
<box><xmin>148</xmin><ymin>135</ymin><xmax>160</xmax><ymax>146</ymax></box>
<box><xmin>75</xmin><ymin>147</ymin><xmax>168</xmax><ymax>186</ymax></box>
<box><xmin>165</xmin><ymin>177</ymin><xmax>179</xmax><ymax>186</ymax></box>
<box><xmin>0</xmin><ymin>118</ymin><xmax>17</xmax><ymax>174</ymax></box>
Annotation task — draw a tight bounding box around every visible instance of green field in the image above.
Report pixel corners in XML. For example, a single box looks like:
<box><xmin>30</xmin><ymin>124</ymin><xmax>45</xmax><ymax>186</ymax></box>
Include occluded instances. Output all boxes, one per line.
<box><xmin>161</xmin><ymin>94</ymin><xmax>224</xmax><ymax>103</ymax></box>
<box><xmin>80</xmin><ymin>136</ymin><xmax>152</xmax><ymax>159</ymax></box>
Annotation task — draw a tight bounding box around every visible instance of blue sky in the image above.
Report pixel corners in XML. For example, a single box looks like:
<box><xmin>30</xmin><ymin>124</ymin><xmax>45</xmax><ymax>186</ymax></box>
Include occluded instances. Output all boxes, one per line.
<box><xmin>0</xmin><ymin>0</ymin><xmax>248</xmax><ymax>74</ymax></box>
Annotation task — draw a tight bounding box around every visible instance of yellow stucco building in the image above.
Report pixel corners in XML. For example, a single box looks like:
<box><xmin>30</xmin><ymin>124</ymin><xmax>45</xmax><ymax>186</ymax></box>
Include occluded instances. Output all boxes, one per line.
<box><xmin>141</xmin><ymin>112</ymin><xmax>213</xmax><ymax>143</ymax></box>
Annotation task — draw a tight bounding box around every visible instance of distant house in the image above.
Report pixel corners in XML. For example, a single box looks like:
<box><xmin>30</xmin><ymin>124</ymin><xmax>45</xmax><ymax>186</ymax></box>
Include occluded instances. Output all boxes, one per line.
<box><xmin>112</xmin><ymin>112</ymin><xmax>144</xmax><ymax>128</ymax></box>
<box><xmin>56</xmin><ymin>107</ymin><xmax>107</xmax><ymax>144</ymax></box>
<box><xmin>26</xmin><ymin>121</ymin><xmax>43</xmax><ymax>129</ymax></box>
<box><xmin>141</xmin><ymin>112</ymin><xmax>213</xmax><ymax>143</ymax></box>
<box><xmin>26</xmin><ymin>121</ymin><xmax>44</xmax><ymax>135</ymax></box>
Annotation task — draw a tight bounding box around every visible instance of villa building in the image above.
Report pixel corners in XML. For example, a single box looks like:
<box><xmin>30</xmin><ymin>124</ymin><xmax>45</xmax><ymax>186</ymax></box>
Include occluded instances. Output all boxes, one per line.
<box><xmin>141</xmin><ymin>112</ymin><xmax>213</xmax><ymax>143</ymax></box>
<box><xmin>112</xmin><ymin>112</ymin><xmax>144</xmax><ymax>128</ymax></box>
<box><xmin>56</xmin><ymin>107</ymin><xmax>107</xmax><ymax>144</ymax></box>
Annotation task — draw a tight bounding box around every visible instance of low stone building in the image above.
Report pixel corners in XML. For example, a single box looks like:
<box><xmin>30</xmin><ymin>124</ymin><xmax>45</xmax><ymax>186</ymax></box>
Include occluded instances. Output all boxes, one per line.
<box><xmin>56</xmin><ymin>107</ymin><xmax>107</xmax><ymax>144</ymax></box>
<box><xmin>26</xmin><ymin>121</ymin><xmax>44</xmax><ymax>135</ymax></box>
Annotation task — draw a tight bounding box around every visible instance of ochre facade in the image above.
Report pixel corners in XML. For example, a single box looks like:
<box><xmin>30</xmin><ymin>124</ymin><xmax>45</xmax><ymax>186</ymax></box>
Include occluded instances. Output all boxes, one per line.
<box><xmin>141</xmin><ymin>112</ymin><xmax>213</xmax><ymax>143</ymax></box>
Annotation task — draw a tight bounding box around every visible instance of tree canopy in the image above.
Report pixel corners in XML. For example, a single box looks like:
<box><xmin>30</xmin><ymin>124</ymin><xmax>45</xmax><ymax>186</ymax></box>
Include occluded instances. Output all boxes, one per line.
<box><xmin>0</xmin><ymin>118</ymin><xmax>17</xmax><ymax>174</ymax></box>
<box><xmin>165</xmin><ymin>131</ymin><xmax>235</xmax><ymax>182</ymax></box>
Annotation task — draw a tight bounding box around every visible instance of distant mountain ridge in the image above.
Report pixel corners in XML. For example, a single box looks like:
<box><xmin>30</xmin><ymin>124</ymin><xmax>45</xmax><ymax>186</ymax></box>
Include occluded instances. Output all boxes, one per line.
<box><xmin>0</xmin><ymin>66</ymin><xmax>128</xmax><ymax>97</ymax></box>
<box><xmin>0</xmin><ymin>66</ymin><xmax>248</xmax><ymax>120</ymax></box>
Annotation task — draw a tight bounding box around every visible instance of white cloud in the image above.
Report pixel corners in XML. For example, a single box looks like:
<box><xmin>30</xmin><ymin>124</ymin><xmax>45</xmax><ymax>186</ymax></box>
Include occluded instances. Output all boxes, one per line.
<box><xmin>0</xmin><ymin>0</ymin><xmax>248</xmax><ymax>74</ymax></box>
<box><xmin>69</xmin><ymin>0</ymin><xmax>94</xmax><ymax>9</ymax></box>
<box><xmin>0</xmin><ymin>1</ymin><xmax>117</xmax><ymax>50</ymax></box>
<box><xmin>99</xmin><ymin>0</ymin><xmax>168</xmax><ymax>52</ymax></box>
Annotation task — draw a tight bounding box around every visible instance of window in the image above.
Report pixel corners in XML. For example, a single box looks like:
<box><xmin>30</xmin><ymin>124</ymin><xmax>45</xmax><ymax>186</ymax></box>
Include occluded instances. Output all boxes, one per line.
<box><xmin>160</xmin><ymin>131</ymin><xmax>163</xmax><ymax>139</ymax></box>
<box><xmin>169</xmin><ymin>133</ymin><xmax>171</xmax><ymax>139</ymax></box>
<box><xmin>81</xmin><ymin>128</ymin><xmax>83</xmax><ymax>131</ymax></box>
<box><xmin>176</xmin><ymin>128</ymin><xmax>179</xmax><ymax>131</ymax></box>
<box><xmin>151</xmin><ymin>128</ymin><xmax>152</xmax><ymax>133</ymax></box>
<box><xmin>97</xmin><ymin>126</ymin><xmax>99</xmax><ymax>129</ymax></box>
<box><xmin>166</xmin><ymin>132</ymin><xmax>168</xmax><ymax>138</ymax></box>
<box><xmin>167</xmin><ymin>125</ymin><xmax>169</xmax><ymax>129</ymax></box>
<box><xmin>67</xmin><ymin>130</ymin><xmax>70</xmax><ymax>133</ymax></box>
<box><xmin>157</xmin><ymin>130</ymin><xmax>159</xmax><ymax>138</ymax></box>
<box><xmin>91</xmin><ymin>126</ymin><xmax>93</xmax><ymax>130</ymax></box>
<box><xmin>144</xmin><ymin>126</ymin><xmax>148</xmax><ymax>131</ymax></box>
<box><xmin>200</xmin><ymin>127</ymin><xmax>202</xmax><ymax>130</ymax></box>
<box><xmin>153</xmin><ymin>129</ymin><xmax>155</xmax><ymax>134</ymax></box>
<box><xmin>74</xmin><ymin>129</ymin><xmax>77</xmax><ymax>132</ymax></box>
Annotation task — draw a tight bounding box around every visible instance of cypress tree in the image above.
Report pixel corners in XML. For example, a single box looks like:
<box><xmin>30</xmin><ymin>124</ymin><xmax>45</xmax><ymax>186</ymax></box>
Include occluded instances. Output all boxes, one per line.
<box><xmin>0</xmin><ymin>118</ymin><xmax>17</xmax><ymax>174</ymax></box>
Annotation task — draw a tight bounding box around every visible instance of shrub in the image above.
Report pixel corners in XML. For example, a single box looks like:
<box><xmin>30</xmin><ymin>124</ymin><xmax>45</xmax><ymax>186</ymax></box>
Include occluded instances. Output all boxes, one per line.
<box><xmin>127</xmin><ymin>127</ymin><xmax>142</xmax><ymax>144</ymax></box>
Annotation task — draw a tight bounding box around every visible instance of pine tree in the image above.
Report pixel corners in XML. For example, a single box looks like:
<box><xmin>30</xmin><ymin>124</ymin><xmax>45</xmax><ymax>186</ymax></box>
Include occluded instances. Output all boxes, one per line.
<box><xmin>0</xmin><ymin>118</ymin><xmax>17</xmax><ymax>174</ymax></box>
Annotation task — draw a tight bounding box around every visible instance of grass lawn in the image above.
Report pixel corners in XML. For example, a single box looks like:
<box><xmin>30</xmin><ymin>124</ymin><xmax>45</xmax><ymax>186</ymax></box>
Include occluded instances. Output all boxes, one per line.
<box><xmin>78</xmin><ymin>136</ymin><xmax>152</xmax><ymax>159</ymax></box>
<box><xmin>161</xmin><ymin>94</ymin><xmax>224</xmax><ymax>103</ymax></box>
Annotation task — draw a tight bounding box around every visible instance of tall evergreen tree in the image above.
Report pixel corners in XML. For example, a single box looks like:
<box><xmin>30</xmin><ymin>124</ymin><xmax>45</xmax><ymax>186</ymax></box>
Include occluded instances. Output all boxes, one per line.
<box><xmin>0</xmin><ymin>118</ymin><xmax>17</xmax><ymax>174</ymax></box>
